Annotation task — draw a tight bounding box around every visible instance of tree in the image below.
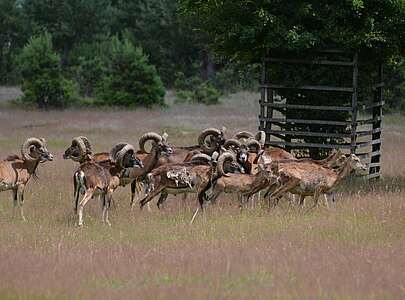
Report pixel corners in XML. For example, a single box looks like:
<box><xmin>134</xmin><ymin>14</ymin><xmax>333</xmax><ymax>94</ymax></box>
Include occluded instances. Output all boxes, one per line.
<box><xmin>96</xmin><ymin>36</ymin><xmax>165</xmax><ymax>107</ymax></box>
<box><xmin>21</xmin><ymin>0</ymin><xmax>115</xmax><ymax>65</ymax></box>
<box><xmin>18</xmin><ymin>33</ymin><xmax>76</xmax><ymax>109</ymax></box>
<box><xmin>0</xmin><ymin>0</ymin><xmax>25</xmax><ymax>84</ymax></box>
<box><xmin>180</xmin><ymin>1</ymin><xmax>405</xmax><ymax>61</ymax></box>
<box><xmin>111</xmin><ymin>0</ymin><xmax>204</xmax><ymax>85</ymax></box>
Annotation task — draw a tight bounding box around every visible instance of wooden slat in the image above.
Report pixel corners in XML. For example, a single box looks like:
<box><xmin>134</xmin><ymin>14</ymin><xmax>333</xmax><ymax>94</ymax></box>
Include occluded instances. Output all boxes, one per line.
<box><xmin>259</xmin><ymin>117</ymin><xmax>351</xmax><ymax>126</ymax></box>
<box><xmin>369</xmin><ymin>162</ymin><xmax>381</xmax><ymax>168</ymax></box>
<box><xmin>259</xmin><ymin>102</ymin><xmax>353</xmax><ymax>112</ymax></box>
<box><xmin>370</xmin><ymin>150</ymin><xmax>381</xmax><ymax>157</ymax></box>
<box><xmin>373</xmin><ymin>82</ymin><xmax>384</xmax><ymax>89</ymax></box>
<box><xmin>265</xmin><ymin>129</ymin><xmax>351</xmax><ymax>138</ymax></box>
<box><xmin>360</xmin><ymin>101</ymin><xmax>385</xmax><ymax>110</ymax></box>
<box><xmin>371</xmin><ymin>138</ymin><xmax>382</xmax><ymax>145</ymax></box>
<box><xmin>356</xmin><ymin>141</ymin><xmax>371</xmax><ymax>148</ymax></box>
<box><xmin>267</xmin><ymin>141</ymin><xmax>352</xmax><ymax>149</ymax></box>
<box><xmin>265</xmin><ymin>57</ymin><xmax>353</xmax><ymax>66</ymax></box>
<box><xmin>356</xmin><ymin>128</ymin><xmax>382</xmax><ymax>137</ymax></box>
<box><xmin>356</xmin><ymin>116</ymin><xmax>382</xmax><ymax>125</ymax></box>
<box><xmin>261</xmin><ymin>84</ymin><xmax>353</xmax><ymax>93</ymax></box>
<box><xmin>367</xmin><ymin>172</ymin><xmax>380</xmax><ymax>179</ymax></box>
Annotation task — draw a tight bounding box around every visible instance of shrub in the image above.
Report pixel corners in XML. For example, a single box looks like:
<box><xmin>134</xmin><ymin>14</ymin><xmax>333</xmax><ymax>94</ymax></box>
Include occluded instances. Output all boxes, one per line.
<box><xmin>194</xmin><ymin>82</ymin><xmax>220</xmax><ymax>105</ymax></box>
<box><xmin>95</xmin><ymin>36</ymin><xmax>165</xmax><ymax>107</ymax></box>
<box><xmin>174</xmin><ymin>72</ymin><xmax>221</xmax><ymax>105</ymax></box>
<box><xmin>18</xmin><ymin>33</ymin><xmax>76</xmax><ymax>109</ymax></box>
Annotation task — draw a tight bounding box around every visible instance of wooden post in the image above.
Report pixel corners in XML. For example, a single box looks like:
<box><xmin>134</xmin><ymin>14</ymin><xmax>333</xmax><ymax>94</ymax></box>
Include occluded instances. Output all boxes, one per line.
<box><xmin>350</xmin><ymin>52</ymin><xmax>358</xmax><ymax>154</ymax></box>
<box><xmin>260</xmin><ymin>58</ymin><xmax>266</xmax><ymax>136</ymax></box>
<box><xmin>369</xmin><ymin>62</ymin><xmax>383</xmax><ymax>179</ymax></box>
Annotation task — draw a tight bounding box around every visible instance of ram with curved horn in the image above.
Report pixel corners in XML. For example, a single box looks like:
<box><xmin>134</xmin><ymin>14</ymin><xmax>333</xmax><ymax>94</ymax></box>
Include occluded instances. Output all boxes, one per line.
<box><xmin>73</xmin><ymin>143</ymin><xmax>142</xmax><ymax>226</ymax></box>
<box><xmin>63</xmin><ymin>136</ymin><xmax>109</xmax><ymax>163</ymax></box>
<box><xmin>233</xmin><ymin>130</ymin><xmax>265</xmax><ymax>146</ymax></box>
<box><xmin>0</xmin><ymin>137</ymin><xmax>53</xmax><ymax>221</ymax></box>
<box><xmin>139</xmin><ymin>151</ymin><xmax>233</xmax><ymax>224</ymax></box>
<box><xmin>223</xmin><ymin>138</ymin><xmax>261</xmax><ymax>175</ymax></box>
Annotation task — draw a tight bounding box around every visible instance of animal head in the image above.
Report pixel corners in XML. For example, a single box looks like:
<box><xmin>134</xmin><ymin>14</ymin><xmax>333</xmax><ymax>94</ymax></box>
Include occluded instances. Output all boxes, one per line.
<box><xmin>110</xmin><ymin>143</ymin><xmax>143</xmax><ymax>169</ymax></box>
<box><xmin>63</xmin><ymin>136</ymin><xmax>92</xmax><ymax>161</ymax></box>
<box><xmin>217</xmin><ymin>151</ymin><xmax>244</xmax><ymax>176</ymax></box>
<box><xmin>257</xmin><ymin>162</ymin><xmax>277</xmax><ymax>180</ymax></box>
<box><xmin>139</xmin><ymin>132</ymin><xmax>173</xmax><ymax>156</ymax></box>
<box><xmin>21</xmin><ymin>137</ymin><xmax>53</xmax><ymax>163</ymax></box>
<box><xmin>347</xmin><ymin>154</ymin><xmax>368</xmax><ymax>175</ymax></box>
<box><xmin>198</xmin><ymin>127</ymin><xmax>227</xmax><ymax>153</ymax></box>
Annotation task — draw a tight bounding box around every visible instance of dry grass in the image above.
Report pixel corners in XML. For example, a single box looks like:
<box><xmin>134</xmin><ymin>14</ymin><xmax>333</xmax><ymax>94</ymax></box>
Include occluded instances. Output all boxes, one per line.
<box><xmin>0</xmin><ymin>91</ymin><xmax>404</xmax><ymax>299</ymax></box>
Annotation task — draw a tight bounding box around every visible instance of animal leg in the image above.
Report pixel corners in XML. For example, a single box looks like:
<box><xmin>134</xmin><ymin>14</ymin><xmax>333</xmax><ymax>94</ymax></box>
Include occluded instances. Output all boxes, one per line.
<box><xmin>268</xmin><ymin>179</ymin><xmax>299</xmax><ymax>208</ymax></box>
<box><xmin>190</xmin><ymin>189</ymin><xmax>207</xmax><ymax>225</ymax></box>
<box><xmin>130</xmin><ymin>180</ymin><xmax>137</xmax><ymax>208</ymax></box>
<box><xmin>17</xmin><ymin>185</ymin><xmax>26</xmax><ymax>222</ymax></box>
<box><xmin>306</xmin><ymin>189</ymin><xmax>322</xmax><ymax>212</ymax></box>
<box><xmin>102</xmin><ymin>191</ymin><xmax>112</xmax><ymax>226</ymax></box>
<box><xmin>12</xmin><ymin>188</ymin><xmax>18</xmax><ymax>218</ymax></box>
<box><xmin>156</xmin><ymin>192</ymin><xmax>169</xmax><ymax>209</ymax></box>
<box><xmin>139</xmin><ymin>186</ymin><xmax>164</xmax><ymax>209</ymax></box>
<box><xmin>78</xmin><ymin>189</ymin><xmax>94</xmax><ymax>226</ymax></box>
<box><xmin>299</xmin><ymin>195</ymin><xmax>305</xmax><ymax>206</ymax></box>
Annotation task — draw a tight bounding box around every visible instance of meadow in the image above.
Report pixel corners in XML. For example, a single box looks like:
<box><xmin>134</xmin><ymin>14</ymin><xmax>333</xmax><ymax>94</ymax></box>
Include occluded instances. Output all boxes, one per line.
<box><xmin>0</xmin><ymin>90</ymin><xmax>404</xmax><ymax>299</ymax></box>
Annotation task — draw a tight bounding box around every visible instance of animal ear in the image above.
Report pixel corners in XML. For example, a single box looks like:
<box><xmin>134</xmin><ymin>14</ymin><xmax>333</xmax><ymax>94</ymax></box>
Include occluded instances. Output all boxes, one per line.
<box><xmin>162</xmin><ymin>132</ymin><xmax>168</xmax><ymax>141</ymax></box>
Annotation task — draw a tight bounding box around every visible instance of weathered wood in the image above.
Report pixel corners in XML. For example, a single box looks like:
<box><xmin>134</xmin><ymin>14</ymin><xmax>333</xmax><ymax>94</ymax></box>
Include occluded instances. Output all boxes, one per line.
<box><xmin>356</xmin><ymin>128</ymin><xmax>382</xmax><ymax>137</ymax></box>
<box><xmin>261</xmin><ymin>84</ymin><xmax>353</xmax><ymax>93</ymax></box>
<box><xmin>356</xmin><ymin>116</ymin><xmax>382</xmax><ymax>125</ymax></box>
<box><xmin>260</xmin><ymin>51</ymin><xmax>383</xmax><ymax>179</ymax></box>
<box><xmin>265</xmin><ymin>129</ymin><xmax>351</xmax><ymax>138</ymax></box>
<box><xmin>267</xmin><ymin>140</ymin><xmax>352</xmax><ymax>149</ymax></box>
<box><xmin>259</xmin><ymin>117</ymin><xmax>351</xmax><ymax>126</ymax></box>
<box><xmin>367</xmin><ymin>172</ymin><xmax>380</xmax><ymax>179</ymax></box>
<box><xmin>259</xmin><ymin>102</ymin><xmax>353</xmax><ymax>111</ymax></box>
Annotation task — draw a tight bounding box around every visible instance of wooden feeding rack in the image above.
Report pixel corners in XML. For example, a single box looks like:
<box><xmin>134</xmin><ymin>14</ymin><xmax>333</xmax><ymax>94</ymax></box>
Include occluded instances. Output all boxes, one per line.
<box><xmin>259</xmin><ymin>50</ymin><xmax>383</xmax><ymax>179</ymax></box>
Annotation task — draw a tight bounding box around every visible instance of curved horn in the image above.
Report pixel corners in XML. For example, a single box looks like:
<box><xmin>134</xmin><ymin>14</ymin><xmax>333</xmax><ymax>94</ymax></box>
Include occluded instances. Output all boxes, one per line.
<box><xmin>217</xmin><ymin>151</ymin><xmax>237</xmax><ymax>177</ymax></box>
<box><xmin>21</xmin><ymin>137</ymin><xmax>44</xmax><ymax>161</ymax></box>
<box><xmin>72</xmin><ymin>136</ymin><xmax>92</xmax><ymax>157</ymax></box>
<box><xmin>245</xmin><ymin>138</ymin><xmax>262</xmax><ymax>153</ymax></box>
<box><xmin>190</xmin><ymin>153</ymin><xmax>212</xmax><ymax>164</ymax></box>
<box><xmin>138</xmin><ymin>132</ymin><xmax>162</xmax><ymax>153</ymax></box>
<box><xmin>224</xmin><ymin>138</ymin><xmax>242</xmax><ymax>150</ymax></box>
<box><xmin>109</xmin><ymin>143</ymin><xmax>128</xmax><ymax>163</ymax></box>
<box><xmin>197</xmin><ymin>128</ymin><xmax>222</xmax><ymax>152</ymax></box>
<box><xmin>255</xmin><ymin>131</ymin><xmax>266</xmax><ymax>146</ymax></box>
<box><xmin>115</xmin><ymin>144</ymin><xmax>135</xmax><ymax>168</ymax></box>
<box><xmin>234</xmin><ymin>131</ymin><xmax>254</xmax><ymax>140</ymax></box>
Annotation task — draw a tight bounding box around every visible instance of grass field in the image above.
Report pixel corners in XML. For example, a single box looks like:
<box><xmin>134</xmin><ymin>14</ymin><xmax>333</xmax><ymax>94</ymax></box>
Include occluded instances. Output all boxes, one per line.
<box><xmin>0</xmin><ymin>90</ymin><xmax>404</xmax><ymax>299</ymax></box>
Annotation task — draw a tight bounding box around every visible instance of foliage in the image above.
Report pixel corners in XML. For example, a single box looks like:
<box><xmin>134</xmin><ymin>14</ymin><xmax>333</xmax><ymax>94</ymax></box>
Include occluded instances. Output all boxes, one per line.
<box><xmin>214</xmin><ymin>62</ymin><xmax>260</xmax><ymax>93</ymax></box>
<box><xmin>18</xmin><ymin>33</ymin><xmax>76</xmax><ymax>108</ymax></box>
<box><xmin>174</xmin><ymin>72</ymin><xmax>220</xmax><ymax>105</ymax></box>
<box><xmin>95</xmin><ymin>36</ymin><xmax>165</xmax><ymax>107</ymax></box>
<box><xmin>111</xmin><ymin>0</ymin><xmax>205</xmax><ymax>85</ymax></box>
<box><xmin>21</xmin><ymin>0</ymin><xmax>115</xmax><ymax>64</ymax></box>
<box><xmin>0</xmin><ymin>0</ymin><xmax>25</xmax><ymax>84</ymax></box>
<box><xmin>180</xmin><ymin>0</ymin><xmax>405</xmax><ymax>61</ymax></box>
